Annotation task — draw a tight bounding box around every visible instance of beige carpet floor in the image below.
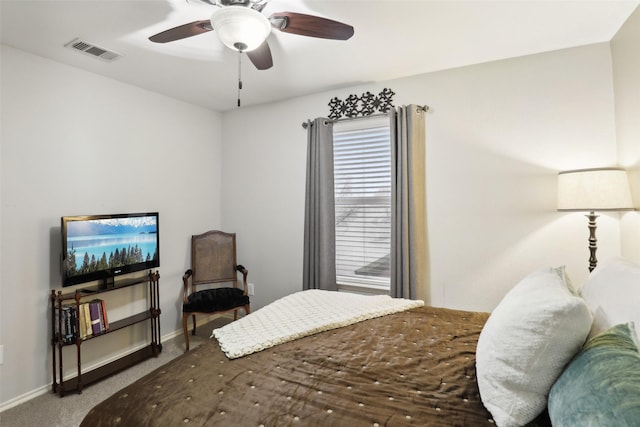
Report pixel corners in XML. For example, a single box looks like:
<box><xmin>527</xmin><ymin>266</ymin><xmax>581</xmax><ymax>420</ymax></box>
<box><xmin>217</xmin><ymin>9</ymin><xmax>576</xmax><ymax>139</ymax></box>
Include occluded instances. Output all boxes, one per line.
<box><xmin>0</xmin><ymin>317</ymin><xmax>231</xmax><ymax>427</ymax></box>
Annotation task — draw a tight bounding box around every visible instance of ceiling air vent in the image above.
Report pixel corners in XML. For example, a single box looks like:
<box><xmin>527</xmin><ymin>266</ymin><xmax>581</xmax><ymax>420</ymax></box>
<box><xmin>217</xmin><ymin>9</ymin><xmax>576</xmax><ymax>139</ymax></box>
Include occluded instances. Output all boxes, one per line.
<box><xmin>64</xmin><ymin>38</ymin><xmax>122</xmax><ymax>62</ymax></box>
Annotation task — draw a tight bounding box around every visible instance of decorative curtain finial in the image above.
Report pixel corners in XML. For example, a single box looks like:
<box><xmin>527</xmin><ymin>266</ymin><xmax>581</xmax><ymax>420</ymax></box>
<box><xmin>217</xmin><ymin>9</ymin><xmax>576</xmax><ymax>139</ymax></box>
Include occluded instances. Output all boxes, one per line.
<box><xmin>328</xmin><ymin>88</ymin><xmax>395</xmax><ymax>120</ymax></box>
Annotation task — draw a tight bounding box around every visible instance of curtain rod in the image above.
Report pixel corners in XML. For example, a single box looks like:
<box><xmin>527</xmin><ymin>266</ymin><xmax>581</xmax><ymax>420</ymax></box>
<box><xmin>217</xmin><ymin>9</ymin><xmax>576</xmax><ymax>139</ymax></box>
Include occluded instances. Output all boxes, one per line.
<box><xmin>301</xmin><ymin>105</ymin><xmax>429</xmax><ymax>129</ymax></box>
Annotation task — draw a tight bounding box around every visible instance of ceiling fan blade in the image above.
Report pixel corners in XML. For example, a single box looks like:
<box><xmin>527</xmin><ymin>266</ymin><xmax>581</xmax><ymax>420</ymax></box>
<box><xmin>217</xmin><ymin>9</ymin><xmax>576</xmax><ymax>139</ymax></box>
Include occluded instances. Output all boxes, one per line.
<box><xmin>269</xmin><ymin>12</ymin><xmax>354</xmax><ymax>40</ymax></box>
<box><xmin>246</xmin><ymin>40</ymin><xmax>273</xmax><ymax>70</ymax></box>
<box><xmin>149</xmin><ymin>20</ymin><xmax>213</xmax><ymax>43</ymax></box>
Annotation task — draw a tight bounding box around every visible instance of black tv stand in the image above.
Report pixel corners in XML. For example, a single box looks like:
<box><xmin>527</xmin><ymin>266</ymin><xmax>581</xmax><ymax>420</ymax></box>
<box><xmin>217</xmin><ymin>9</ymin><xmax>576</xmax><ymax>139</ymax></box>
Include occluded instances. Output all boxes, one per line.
<box><xmin>50</xmin><ymin>270</ymin><xmax>161</xmax><ymax>397</ymax></box>
<box><xmin>100</xmin><ymin>275</ymin><xmax>116</xmax><ymax>290</ymax></box>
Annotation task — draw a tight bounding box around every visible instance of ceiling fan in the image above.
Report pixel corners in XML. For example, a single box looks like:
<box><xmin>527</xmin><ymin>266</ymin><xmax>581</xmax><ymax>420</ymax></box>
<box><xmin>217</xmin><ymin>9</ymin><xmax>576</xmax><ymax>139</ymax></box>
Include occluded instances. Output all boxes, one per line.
<box><xmin>149</xmin><ymin>0</ymin><xmax>355</xmax><ymax>71</ymax></box>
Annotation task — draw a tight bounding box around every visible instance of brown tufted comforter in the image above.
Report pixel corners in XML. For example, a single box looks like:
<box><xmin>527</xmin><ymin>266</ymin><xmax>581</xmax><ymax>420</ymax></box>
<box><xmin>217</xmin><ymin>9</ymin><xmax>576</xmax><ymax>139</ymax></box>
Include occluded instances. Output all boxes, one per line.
<box><xmin>81</xmin><ymin>306</ymin><xmax>551</xmax><ymax>426</ymax></box>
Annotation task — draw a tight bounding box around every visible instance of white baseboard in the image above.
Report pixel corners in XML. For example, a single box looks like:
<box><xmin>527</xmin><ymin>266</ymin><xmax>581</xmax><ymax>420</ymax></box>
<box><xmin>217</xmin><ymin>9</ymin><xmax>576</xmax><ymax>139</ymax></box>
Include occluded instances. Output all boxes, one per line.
<box><xmin>0</xmin><ymin>384</ymin><xmax>50</xmax><ymax>413</ymax></box>
<box><xmin>0</xmin><ymin>315</ymin><xmax>233</xmax><ymax>413</ymax></box>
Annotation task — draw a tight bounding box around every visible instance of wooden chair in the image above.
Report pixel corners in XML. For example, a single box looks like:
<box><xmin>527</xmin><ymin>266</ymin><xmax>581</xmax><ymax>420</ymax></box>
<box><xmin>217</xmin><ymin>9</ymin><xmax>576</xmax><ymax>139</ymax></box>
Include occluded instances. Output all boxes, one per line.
<box><xmin>182</xmin><ymin>230</ymin><xmax>250</xmax><ymax>351</ymax></box>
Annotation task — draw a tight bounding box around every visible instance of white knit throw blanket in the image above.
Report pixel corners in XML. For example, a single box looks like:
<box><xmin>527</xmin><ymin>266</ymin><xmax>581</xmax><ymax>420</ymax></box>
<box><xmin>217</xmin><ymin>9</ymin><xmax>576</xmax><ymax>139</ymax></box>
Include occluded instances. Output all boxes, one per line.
<box><xmin>212</xmin><ymin>289</ymin><xmax>424</xmax><ymax>359</ymax></box>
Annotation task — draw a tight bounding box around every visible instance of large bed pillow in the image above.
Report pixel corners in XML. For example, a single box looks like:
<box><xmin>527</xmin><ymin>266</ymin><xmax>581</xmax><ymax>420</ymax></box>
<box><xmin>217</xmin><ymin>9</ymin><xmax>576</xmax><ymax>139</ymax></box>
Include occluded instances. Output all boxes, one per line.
<box><xmin>476</xmin><ymin>268</ymin><xmax>592</xmax><ymax>427</ymax></box>
<box><xmin>548</xmin><ymin>322</ymin><xmax>640</xmax><ymax>426</ymax></box>
<box><xmin>579</xmin><ymin>257</ymin><xmax>640</xmax><ymax>340</ymax></box>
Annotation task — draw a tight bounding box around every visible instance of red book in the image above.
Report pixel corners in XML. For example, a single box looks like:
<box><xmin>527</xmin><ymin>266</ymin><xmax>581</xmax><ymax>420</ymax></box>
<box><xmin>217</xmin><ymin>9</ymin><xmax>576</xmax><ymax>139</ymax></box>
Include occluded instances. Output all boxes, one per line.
<box><xmin>100</xmin><ymin>299</ymin><xmax>109</xmax><ymax>331</ymax></box>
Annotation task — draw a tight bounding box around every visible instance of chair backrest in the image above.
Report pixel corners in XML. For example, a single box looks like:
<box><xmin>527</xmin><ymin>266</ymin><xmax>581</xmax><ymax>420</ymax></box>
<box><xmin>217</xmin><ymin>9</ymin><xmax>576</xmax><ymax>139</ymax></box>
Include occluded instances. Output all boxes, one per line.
<box><xmin>191</xmin><ymin>230</ymin><xmax>238</xmax><ymax>287</ymax></box>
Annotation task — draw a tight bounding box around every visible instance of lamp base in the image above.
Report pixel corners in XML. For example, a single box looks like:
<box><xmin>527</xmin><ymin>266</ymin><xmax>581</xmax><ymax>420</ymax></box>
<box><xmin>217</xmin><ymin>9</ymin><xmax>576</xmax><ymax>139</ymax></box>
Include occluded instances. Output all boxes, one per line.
<box><xmin>586</xmin><ymin>211</ymin><xmax>598</xmax><ymax>272</ymax></box>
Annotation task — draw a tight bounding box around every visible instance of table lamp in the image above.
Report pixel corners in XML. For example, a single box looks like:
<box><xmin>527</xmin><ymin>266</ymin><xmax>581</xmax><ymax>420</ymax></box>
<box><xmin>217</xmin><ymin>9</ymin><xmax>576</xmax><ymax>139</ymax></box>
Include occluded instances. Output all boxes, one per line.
<box><xmin>557</xmin><ymin>168</ymin><xmax>635</xmax><ymax>272</ymax></box>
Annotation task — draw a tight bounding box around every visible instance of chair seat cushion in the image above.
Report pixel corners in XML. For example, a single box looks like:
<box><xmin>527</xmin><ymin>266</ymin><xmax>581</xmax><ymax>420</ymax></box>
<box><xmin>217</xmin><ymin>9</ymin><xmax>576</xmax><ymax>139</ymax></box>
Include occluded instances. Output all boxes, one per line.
<box><xmin>183</xmin><ymin>287</ymin><xmax>249</xmax><ymax>313</ymax></box>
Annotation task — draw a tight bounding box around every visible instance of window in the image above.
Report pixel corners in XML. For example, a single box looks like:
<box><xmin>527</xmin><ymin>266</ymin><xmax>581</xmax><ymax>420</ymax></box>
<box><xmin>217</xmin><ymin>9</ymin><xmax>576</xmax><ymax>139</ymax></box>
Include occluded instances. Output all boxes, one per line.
<box><xmin>333</xmin><ymin>116</ymin><xmax>391</xmax><ymax>292</ymax></box>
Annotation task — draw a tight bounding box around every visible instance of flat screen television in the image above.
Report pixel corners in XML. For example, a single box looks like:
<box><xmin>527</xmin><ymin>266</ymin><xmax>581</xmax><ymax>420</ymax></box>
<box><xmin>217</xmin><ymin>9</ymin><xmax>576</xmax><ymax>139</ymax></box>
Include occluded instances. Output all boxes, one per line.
<box><xmin>61</xmin><ymin>212</ymin><xmax>159</xmax><ymax>287</ymax></box>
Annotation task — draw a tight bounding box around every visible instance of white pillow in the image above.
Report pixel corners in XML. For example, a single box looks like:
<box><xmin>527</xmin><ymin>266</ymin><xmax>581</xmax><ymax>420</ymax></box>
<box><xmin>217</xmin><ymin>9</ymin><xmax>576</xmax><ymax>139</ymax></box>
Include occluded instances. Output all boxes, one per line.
<box><xmin>476</xmin><ymin>268</ymin><xmax>592</xmax><ymax>427</ymax></box>
<box><xmin>580</xmin><ymin>257</ymin><xmax>640</xmax><ymax>340</ymax></box>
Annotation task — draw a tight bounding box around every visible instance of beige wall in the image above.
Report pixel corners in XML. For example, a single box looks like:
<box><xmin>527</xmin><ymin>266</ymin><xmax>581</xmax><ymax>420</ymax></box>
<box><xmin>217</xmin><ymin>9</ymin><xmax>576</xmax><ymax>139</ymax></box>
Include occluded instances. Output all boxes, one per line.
<box><xmin>612</xmin><ymin>7</ymin><xmax>640</xmax><ymax>264</ymax></box>
<box><xmin>0</xmin><ymin>45</ymin><xmax>223</xmax><ymax>407</ymax></box>
<box><xmin>221</xmin><ymin>43</ymin><xmax>621</xmax><ymax>313</ymax></box>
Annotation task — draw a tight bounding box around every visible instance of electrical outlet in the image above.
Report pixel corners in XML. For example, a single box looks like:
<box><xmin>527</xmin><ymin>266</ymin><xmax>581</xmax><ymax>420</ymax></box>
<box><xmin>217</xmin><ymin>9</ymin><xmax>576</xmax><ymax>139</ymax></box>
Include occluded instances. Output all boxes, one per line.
<box><xmin>248</xmin><ymin>283</ymin><xmax>255</xmax><ymax>296</ymax></box>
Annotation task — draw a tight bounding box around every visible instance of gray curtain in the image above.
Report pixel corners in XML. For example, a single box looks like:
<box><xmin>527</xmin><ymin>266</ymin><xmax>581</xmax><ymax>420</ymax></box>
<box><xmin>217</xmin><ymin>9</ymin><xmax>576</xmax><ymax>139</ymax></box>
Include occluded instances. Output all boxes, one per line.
<box><xmin>303</xmin><ymin>118</ymin><xmax>337</xmax><ymax>291</ymax></box>
<box><xmin>390</xmin><ymin>105</ymin><xmax>427</xmax><ymax>299</ymax></box>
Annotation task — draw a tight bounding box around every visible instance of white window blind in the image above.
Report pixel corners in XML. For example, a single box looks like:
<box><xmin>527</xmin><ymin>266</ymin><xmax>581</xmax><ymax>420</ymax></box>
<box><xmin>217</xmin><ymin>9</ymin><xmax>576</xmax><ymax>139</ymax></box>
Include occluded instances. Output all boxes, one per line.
<box><xmin>333</xmin><ymin>117</ymin><xmax>391</xmax><ymax>289</ymax></box>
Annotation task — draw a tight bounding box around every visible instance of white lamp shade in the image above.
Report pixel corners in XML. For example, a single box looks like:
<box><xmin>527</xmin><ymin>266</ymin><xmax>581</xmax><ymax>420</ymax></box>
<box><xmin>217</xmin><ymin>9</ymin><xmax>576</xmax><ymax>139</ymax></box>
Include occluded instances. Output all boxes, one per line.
<box><xmin>557</xmin><ymin>168</ymin><xmax>635</xmax><ymax>211</ymax></box>
<box><xmin>211</xmin><ymin>6</ymin><xmax>271</xmax><ymax>52</ymax></box>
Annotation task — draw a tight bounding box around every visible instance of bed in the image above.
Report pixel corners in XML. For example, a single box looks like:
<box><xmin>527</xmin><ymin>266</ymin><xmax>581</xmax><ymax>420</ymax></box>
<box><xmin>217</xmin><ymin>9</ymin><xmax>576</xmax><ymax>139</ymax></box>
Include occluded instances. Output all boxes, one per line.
<box><xmin>81</xmin><ymin>258</ymin><xmax>640</xmax><ymax>427</ymax></box>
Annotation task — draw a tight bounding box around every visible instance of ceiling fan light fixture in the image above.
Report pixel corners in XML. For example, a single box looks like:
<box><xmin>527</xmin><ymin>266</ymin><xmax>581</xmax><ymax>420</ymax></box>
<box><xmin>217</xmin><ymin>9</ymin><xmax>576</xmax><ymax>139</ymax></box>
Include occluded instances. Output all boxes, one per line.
<box><xmin>211</xmin><ymin>6</ymin><xmax>271</xmax><ymax>52</ymax></box>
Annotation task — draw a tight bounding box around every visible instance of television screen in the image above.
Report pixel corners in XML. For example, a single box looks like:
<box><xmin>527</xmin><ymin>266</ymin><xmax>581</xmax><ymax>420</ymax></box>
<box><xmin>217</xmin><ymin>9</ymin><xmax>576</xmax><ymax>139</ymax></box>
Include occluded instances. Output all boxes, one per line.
<box><xmin>61</xmin><ymin>212</ymin><xmax>159</xmax><ymax>287</ymax></box>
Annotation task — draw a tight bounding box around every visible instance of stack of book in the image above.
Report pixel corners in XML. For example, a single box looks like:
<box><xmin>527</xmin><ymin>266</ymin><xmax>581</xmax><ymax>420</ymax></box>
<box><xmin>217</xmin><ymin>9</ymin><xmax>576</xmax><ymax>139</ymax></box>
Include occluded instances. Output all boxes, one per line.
<box><xmin>54</xmin><ymin>299</ymin><xmax>109</xmax><ymax>343</ymax></box>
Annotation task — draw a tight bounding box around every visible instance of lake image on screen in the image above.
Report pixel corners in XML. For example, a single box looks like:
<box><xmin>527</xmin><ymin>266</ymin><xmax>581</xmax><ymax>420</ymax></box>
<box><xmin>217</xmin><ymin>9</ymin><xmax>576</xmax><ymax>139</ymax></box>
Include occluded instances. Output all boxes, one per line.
<box><xmin>66</xmin><ymin>216</ymin><xmax>158</xmax><ymax>278</ymax></box>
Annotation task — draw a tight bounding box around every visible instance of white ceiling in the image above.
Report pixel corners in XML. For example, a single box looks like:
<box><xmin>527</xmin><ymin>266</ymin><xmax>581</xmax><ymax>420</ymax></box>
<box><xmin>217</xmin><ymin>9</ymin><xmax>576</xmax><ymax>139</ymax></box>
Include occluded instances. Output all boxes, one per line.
<box><xmin>2</xmin><ymin>0</ymin><xmax>638</xmax><ymax>112</ymax></box>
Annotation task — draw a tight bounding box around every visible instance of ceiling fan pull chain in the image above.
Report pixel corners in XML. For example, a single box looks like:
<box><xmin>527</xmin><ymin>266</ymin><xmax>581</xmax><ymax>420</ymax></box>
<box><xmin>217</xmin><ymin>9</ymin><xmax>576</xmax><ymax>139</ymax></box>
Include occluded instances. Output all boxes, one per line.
<box><xmin>237</xmin><ymin>49</ymin><xmax>243</xmax><ymax>107</ymax></box>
